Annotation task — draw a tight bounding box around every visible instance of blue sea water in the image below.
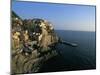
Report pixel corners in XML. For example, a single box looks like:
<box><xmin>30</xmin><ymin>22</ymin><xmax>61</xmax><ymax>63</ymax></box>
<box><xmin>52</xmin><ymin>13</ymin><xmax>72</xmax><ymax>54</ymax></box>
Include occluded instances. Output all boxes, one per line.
<box><xmin>39</xmin><ymin>30</ymin><xmax>96</xmax><ymax>72</ymax></box>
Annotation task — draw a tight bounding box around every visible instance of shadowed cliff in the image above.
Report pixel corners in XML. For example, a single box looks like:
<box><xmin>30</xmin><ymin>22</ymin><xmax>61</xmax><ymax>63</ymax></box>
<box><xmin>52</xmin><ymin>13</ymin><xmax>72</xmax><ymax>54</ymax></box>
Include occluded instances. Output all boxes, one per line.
<box><xmin>11</xmin><ymin>11</ymin><xmax>59</xmax><ymax>74</ymax></box>
<box><xmin>11</xmin><ymin>11</ymin><xmax>78</xmax><ymax>74</ymax></box>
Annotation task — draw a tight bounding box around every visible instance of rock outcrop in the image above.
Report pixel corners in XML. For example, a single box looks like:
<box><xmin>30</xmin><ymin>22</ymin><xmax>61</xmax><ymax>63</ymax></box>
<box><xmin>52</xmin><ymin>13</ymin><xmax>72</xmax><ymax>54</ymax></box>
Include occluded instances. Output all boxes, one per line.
<box><xmin>11</xmin><ymin>11</ymin><xmax>78</xmax><ymax>74</ymax></box>
<box><xmin>11</xmin><ymin>11</ymin><xmax>59</xmax><ymax>74</ymax></box>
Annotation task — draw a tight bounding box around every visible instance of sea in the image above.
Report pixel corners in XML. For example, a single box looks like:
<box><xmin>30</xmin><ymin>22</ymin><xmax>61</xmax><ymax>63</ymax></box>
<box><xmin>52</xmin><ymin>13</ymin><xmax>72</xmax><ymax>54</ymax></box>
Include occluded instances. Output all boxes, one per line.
<box><xmin>39</xmin><ymin>30</ymin><xmax>96</xmax><ymax>72</ymax></box>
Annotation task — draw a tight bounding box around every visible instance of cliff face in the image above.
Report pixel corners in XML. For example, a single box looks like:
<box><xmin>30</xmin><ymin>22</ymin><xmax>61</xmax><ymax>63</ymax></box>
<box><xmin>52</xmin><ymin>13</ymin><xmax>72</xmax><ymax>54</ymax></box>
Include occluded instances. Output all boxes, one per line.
<box><xmin>11</xmin><ymin>12</ymin><xmax>59</xmax><ymax>74</ymax></box>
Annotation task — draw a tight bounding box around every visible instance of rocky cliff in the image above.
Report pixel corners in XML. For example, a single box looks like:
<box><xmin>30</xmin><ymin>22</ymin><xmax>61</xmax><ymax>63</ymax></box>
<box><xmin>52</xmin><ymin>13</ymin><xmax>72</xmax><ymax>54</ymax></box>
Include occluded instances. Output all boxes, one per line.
<box><xmin>11</xmin><ymin>11</ymin><xmax>78</xmax><ymax>74</ymax></box>
<box><xmin>11</xmin><ymin>12</ymin><xmax>59</xmax><ymax>74</ymax></box>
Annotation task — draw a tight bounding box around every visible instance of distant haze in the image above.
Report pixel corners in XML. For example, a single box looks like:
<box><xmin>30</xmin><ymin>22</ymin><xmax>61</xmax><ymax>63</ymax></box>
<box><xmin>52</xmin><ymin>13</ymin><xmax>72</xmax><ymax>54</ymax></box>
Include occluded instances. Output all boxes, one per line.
<box><xmin>12</xmin><ymin>1</ymin><xmax>96</xmax><ymax>32</ymax></box>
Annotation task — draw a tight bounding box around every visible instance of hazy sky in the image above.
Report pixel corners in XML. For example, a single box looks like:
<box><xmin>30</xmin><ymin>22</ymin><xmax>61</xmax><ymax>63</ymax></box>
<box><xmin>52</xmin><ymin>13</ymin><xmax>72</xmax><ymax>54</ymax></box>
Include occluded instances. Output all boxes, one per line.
<box><xmin>12</xmin><ymin>1</ymin><xmax>96</xmax><ymax>31</ymax></box>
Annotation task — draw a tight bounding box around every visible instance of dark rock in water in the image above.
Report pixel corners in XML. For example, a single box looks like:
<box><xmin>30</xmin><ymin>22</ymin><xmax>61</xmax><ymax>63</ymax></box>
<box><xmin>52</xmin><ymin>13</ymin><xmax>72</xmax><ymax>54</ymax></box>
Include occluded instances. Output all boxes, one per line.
<box><xmin>11</xmin><ymin>11</ymin><xmax>59</xmax><ymax>74</ymax></box>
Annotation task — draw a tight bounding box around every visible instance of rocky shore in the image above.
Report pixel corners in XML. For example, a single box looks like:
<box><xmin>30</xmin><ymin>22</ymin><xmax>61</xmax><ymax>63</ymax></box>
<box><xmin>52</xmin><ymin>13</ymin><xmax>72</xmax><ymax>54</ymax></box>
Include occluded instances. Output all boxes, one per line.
<box><xmin>11</xmin><ymin>11</ymin><xmax>59</xmax><ymax>74</ymax></box>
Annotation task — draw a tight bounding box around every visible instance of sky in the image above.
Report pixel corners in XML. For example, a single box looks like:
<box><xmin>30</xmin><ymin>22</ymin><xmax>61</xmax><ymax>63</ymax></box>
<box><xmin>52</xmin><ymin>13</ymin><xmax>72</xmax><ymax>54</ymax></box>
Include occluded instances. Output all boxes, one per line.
<box><xmin>12</xmin><ymin>1</ymin><xmax>96</xmax><ymax>31</ymax></box>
